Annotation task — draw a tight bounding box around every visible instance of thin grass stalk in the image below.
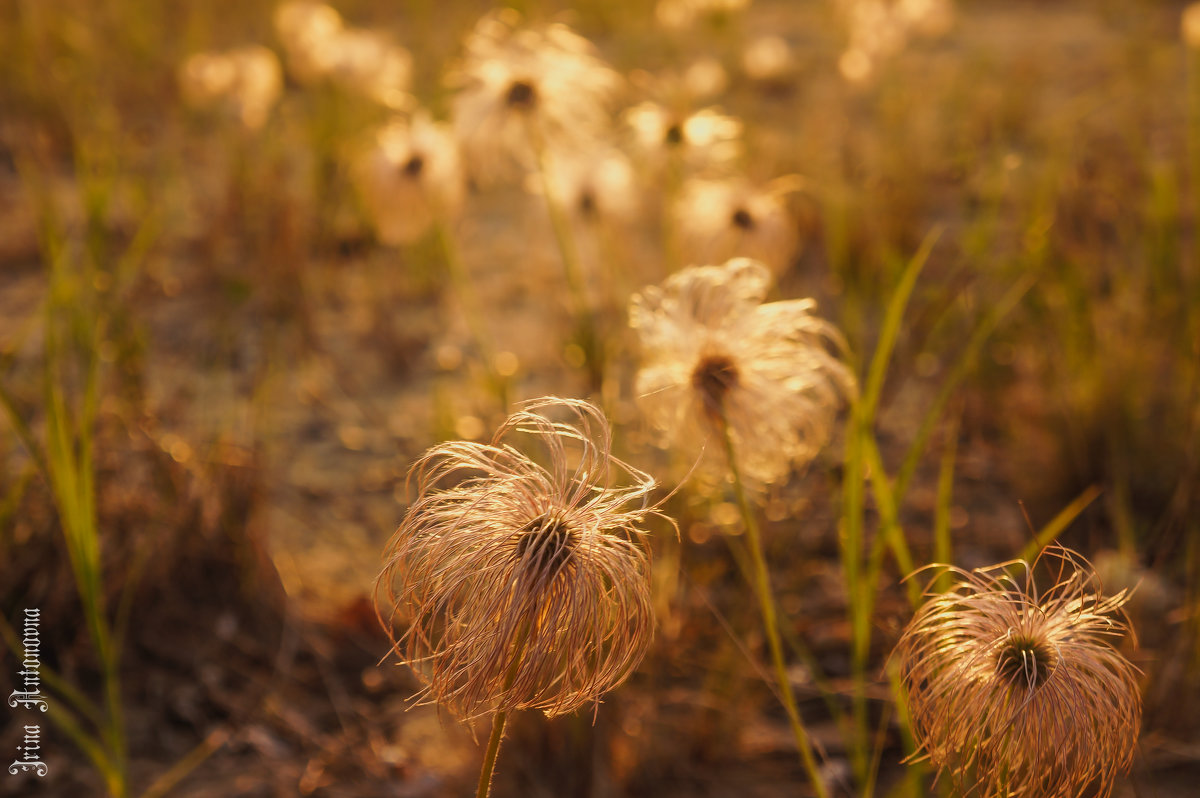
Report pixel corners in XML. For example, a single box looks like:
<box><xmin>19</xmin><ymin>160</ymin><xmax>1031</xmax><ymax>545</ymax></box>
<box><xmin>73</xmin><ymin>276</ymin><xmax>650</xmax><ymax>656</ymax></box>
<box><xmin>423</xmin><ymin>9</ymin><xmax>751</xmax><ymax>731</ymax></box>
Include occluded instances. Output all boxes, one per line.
<box><xmin>862</xmin><ymin>434</ymin><xmax>918</xmax><ymax>606</ymax></box>
<box><xmin>1188</xmin><ymin>44</ymin><xmax>1200</xmax><ymax>283</ymax></box>
<box><xmin>893</xmin><ymin>276</ymin><xmax>1034</xmax><ymax>500</ymax></box>
<box><xmin>840</xmin><ymin>394</ymin><xmax>870</xmax><ymax>783</ymax></box>
<box><xmin>837</xmin><ymin>233</ymin><xmax>935</xmax><ymax>784</ymax></box>
<box><xmin>717</xmin><ymin>418</ymin><xmax>829</xmax><ymax>798</ymax></box>
<box><xmin>721</xmin><ymin>532</ymin><xmax>850</xmax><ymax>737</ymax></box>
<box><xmin>932</xmin><ymin>411</ymin><xmax>960</xmax><ymax>594</ymax></box>
<box><xmin>1017</xmin><ymin>484</ymin><xmax>1103</xmax><ymax>562</ymax></box>
<box><xmin>137</xmin><ymin>728</ymin><xmax>232</xmax><ymax>798</ymax></box>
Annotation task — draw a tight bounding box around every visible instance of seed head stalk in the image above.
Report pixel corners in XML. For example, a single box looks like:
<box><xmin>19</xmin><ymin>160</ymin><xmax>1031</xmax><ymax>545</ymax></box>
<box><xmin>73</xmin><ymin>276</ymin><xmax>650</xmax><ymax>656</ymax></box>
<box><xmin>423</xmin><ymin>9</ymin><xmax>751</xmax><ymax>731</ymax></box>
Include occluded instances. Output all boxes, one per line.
<box><xmin>525</xmin><ymin>118</ymin><xmax>603</xmax><ymax>389</ymax></box>
<box><xmin>715</xmin><ymin>413</ymin><xmax>829</xmax><ymax>798</ymax></box>
<box><xmin>475</xmin><ymin>623</ymin><xmax>530</xmax><ymax>798</ymax></box>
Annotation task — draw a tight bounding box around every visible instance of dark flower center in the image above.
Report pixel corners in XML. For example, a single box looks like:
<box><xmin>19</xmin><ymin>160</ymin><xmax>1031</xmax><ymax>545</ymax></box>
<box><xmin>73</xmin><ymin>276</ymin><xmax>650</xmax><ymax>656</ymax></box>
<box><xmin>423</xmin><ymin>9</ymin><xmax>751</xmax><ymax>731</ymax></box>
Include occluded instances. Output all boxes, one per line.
<box><xmin>516</xmin><ymin>514</ymin><xmax>577</xmax><ymax>578</ymax></box>
<box><xmin>578</xmin><ymin>189</ymin><xmax>597</xmax><ymax>217</ymax></box>
<box><xmin>996</xmin><ymin>636</ymin><xmax>1056</xmax><ymax>689</ymax></box>
<box><xmin>506</xmin><ymin>80</ymin><xmax>538</xmax><ymax>111</ymax></box>
<box><xmin>664</xmin><ymin>123</ymin><xmax>684</xmax><ymax>146</ymax></box>
<box><xmin>692</xmin><ymin>354</ymin><xmax>739</xmax><ymax>417</ymax></box>
<box><xmin>731</xmin><ymin>207</ymin><xmax>755</xmax><ymax>230</ymax></box>
<box><xmin>402</xmin><ymin>154</ymin><xmax>425</xmax><ymax>178</ymax></box>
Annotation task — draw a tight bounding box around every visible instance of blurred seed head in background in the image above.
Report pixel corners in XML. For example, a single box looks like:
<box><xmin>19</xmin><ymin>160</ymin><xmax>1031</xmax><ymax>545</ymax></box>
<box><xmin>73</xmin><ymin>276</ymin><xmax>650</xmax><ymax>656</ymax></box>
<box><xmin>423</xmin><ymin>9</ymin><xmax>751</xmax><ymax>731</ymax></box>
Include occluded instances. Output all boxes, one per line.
<box><xmin>352</xmin><ymin>111</ymin><xmax>465</xmax><ymax>246</ymax></box>
<box><xmin>448</xmin><ymin>9</ymin><xmax>621</xmax><ymax>184</ymax></box>
<box><xmin>178</xmin><ymin>45</ymin><xmax>283</xmax><ymax>132</ymax></box>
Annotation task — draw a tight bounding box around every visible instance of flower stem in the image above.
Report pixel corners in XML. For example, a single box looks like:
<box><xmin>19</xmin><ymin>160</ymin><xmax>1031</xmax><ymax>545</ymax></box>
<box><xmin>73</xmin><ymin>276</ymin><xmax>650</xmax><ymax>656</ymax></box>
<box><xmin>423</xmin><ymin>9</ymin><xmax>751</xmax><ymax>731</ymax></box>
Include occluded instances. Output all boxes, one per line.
<box><xmin>717</xmin><ymin>418</ymin><xmax>829</xmax><ymax>798</ymax></box>
<box><xmin>476</xmin><ymin>710</ymin><xmax>509</xmax><ymax>798</ymax></box>
<box><xmin>475</xmin><ymin>620</ymin><xmax>531</xmax><ymax>798</ymax></box>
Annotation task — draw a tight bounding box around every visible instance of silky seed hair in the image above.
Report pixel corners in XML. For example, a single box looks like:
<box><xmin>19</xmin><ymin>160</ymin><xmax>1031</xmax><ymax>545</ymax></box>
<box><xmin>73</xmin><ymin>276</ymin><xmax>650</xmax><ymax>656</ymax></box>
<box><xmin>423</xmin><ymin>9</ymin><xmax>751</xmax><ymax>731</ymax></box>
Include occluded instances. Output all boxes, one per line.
<box><xmin>893</xmin><ymin>545</ymin><xmax>1142</xmax><ymax>798</ymax></box>
<box><xmin>629</xmin><ymin>258</ymin><xmax>854</xmax><ymax>491</ymax></box>
<box><xmin>376</xmin><ymin>397</ymin><xmax>663</xmax><ymax>723</ymax></box>
<box><xmin>673</xmin><ymin>176</ymin><xmax>800</xmax><ymax>276</ymax></box>
<box><xmin>448</xmin><ymin>9</ymin><xmax>620</xmax><ymax>183</ymax></box>
<box><xmin>352</xmin><ymin>110</ymin><xmax>465</xmax><ymax>246</ymax></box>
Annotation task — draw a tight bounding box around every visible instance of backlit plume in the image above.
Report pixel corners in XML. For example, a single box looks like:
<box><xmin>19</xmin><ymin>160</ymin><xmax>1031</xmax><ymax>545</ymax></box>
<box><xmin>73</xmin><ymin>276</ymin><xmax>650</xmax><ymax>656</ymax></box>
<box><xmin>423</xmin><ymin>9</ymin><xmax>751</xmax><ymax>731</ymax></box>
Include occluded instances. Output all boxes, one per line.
<box><xmin>352</xmin><ymin>111</ymin><xmax>464</xmax><ymax>245</ymax></box>
<box><xmin>178</xmin><ymin>45</ymin><xmax>283</xmax><ymax>131</ymax></box>
<box><xmin>448</xmin><ymin>9</ymin><xmax>621</xmax><ymax>183</ymax></box>
<box><xmin>893</xmin><ymin>546</ymin><xmax>1142</xmax><ymax>798</ymax></box>
<box><xmin>629</xmin><ymin>258</ymin><xmax>854</xmax><ymax>489</ymax></box>
<box><xmin>377</xmin><ymin>398</ymin><xmax>661</xmax><ymax>722</ymax></box>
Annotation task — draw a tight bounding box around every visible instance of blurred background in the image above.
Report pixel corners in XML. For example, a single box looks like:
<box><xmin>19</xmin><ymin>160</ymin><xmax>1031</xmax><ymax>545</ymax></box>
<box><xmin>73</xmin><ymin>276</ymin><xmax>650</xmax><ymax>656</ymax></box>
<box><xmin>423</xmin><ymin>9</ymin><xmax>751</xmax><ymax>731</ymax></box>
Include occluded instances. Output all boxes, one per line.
<box><xmin>1</xmin><ymin>0</ymin><xmax>1198</xmax><ymax>795</ymax></box>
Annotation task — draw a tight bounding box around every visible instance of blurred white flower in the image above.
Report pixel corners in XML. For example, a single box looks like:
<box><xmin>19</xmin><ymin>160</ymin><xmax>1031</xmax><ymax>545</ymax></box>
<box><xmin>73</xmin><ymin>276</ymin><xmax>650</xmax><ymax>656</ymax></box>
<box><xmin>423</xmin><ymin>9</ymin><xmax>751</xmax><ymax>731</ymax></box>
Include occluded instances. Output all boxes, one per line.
<box><xmin>629</xmin><ymin>258</ymin><xmax>854</xmax><ymax>489</ymax></box>
<box><xmin>179</xmin><ymin>45</ymin><xmax>283</xmax><ymax>131</ymax></box>
<box><xmin>655</xmin><ymin>0</ymin><xmax>751</xmax><ymax>31</ymax></box>
<box><xmin>674</xmin><ymin>176</ymin><xmax>800</xmax><ymax>276</ymax></box>
<box><xmin>624</xmin><ymin>102</ymin><xmax>742</xmax><ymax>174</ymax></box>
<box><xmin>449</xmin><ymin>9</ymin><xmax>621</xmax><ymax>183</ymax></box>
<box><xmin>274</xmin><ymin>1</ymin><xmax>413</xmax><ymax>108</ymax></box>
<box><xmin>1184</xmin><ymin>2</ymin><xmax>1200</xmax><ymax>49</ymax></box>
<box><xmin>531</xmin><ymin>147</ymin><xmax>640</xmax><ymax>225</ymax></box>
<box><xmin>352</xmin><ymin>111</ymin><xmax>464</xmax><ymax>246</ymax></box>
<box><xmin>742</xmin><ymin>35</ymin><xmax>796</xmax><ymax>88</ymax></box>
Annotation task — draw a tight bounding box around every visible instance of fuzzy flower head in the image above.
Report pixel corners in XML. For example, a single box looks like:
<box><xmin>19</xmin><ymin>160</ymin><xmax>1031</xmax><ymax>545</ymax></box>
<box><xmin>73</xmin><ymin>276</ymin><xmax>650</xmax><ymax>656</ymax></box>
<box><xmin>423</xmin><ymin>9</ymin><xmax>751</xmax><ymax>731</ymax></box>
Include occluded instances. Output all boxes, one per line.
<box><xmin>629</xmin><ymin>258</ymin><xmax>854</xmax><ymax>488</ymax></box>
<box><xmin>377</xmin><ymin>398</ymin><xmax>661</xmax><ymax>722</ymax></box>
<box><xmin>624</xmin><ymin>102</ymin><xmax>743</xmax><ymax>175</ymax></box>
<box><xmin>529</xmin><ymin>146</ymin><xmax>639</xmax><ymax>225</ymax></box>
<box><xmin>178</xmin><ymin>45</ymin><xmax>283</xmax><ymax>131</ymax></box>
<box><xmin>448</xmin><ymin>9</ymin><xmax>621</xmax><ymax>183</ymax></box>
<box><xmin>893</xmin><ymin>546</ymin><xmax>1142</xmax><ymax>798</ymax></box>
<box><xmin>274</xmin><ymin>2</ymin><xmax>412</xmax><ymax>108</ymax></box>
<box><xmin>352</xmin><ymin>111</ymin><xmax>465</xmax><ymax>245</ymax></box>
<box><xmin>675</xmin><ymin>176</ymin><xmax>800</xmax><ymax>276</ymax></box>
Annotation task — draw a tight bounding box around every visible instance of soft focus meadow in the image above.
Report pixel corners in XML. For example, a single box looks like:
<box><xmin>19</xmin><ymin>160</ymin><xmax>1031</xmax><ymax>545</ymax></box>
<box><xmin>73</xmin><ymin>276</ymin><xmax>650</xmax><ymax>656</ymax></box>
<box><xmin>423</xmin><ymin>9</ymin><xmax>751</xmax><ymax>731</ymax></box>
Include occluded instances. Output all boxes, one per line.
<box><xmin>1</xmin><ymin>0</ymin><xmax>1198</xmax><ymax>796</ymax></box>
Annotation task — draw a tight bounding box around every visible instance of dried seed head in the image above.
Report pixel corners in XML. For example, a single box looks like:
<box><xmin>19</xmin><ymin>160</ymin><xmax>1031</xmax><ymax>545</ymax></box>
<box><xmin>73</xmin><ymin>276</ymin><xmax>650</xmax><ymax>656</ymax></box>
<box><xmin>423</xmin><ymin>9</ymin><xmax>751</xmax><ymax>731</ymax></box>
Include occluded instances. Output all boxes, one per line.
<box><xmin>377</xmin><ymin>398</ymin><xmax>664</xmax><ymax>722</ymax></box>
<box><xmin>449</xmin><ymin>10</ymin><xmax>620</xmax><ymax>183</ymax></box>
<box><xmin>893</xmin><ymin>545</ymin><xmax>1142</xmax><ymax>798</ymax></box>
<box><xmin>630</xmin><ymin>258</ymin><xmax>854</xmax><ymax>490</ymax></box>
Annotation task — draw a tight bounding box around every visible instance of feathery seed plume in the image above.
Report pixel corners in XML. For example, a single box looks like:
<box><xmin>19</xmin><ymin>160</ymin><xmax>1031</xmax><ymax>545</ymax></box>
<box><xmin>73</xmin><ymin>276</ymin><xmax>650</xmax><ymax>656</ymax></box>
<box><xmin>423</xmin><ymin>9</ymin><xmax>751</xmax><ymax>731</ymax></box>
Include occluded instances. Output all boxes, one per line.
<box><xmin>377</xmin><ymin>398</ymin><xmax>661</xmax><ymax>722</ymax></box>
<box><xmin>629</xmin><ymin>258</ymin><xmax>854</xmax><ymax>489</ymax></box>
<box><xmin>893</xmin><ymin>546</ymin><xmax>1142</xmax><ymax>798</ymax></box>
<box><xmin>449</xmin><ymin>10</ymin><xmax>620</xmax><ymax>183</ymax></box>
<box><xmin>179</xmin><ymin>45</ymin><xmax>283</xmax><ymax>131</ymax></box>
<box><xmin>353</xmin><ymin>111</ymin><xmax>465</xmax><ymax>245</ymax></box>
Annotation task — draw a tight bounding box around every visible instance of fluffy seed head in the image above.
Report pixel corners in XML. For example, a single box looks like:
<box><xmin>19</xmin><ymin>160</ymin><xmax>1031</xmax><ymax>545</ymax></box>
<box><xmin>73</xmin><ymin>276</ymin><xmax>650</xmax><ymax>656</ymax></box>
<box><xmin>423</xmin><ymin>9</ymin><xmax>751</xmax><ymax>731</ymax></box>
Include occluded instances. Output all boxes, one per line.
<box><xmin>629</xmin><ymin>258</ymin><xmax>854</xmax><ymax>489</ymax></box>
<box><xmin>448</xmin><ymin>9</ymin><xmax>620</xmax><ymax>183</ymax></box>
<box><xmin>893</xmin><ymin>546</ymin><xmax>1142</xmax><ymax>798</ymax></box>
<box><xmin>624</xmin><ymin>102</ymin><xmax>743</xmax><ymax>175</ymax></box>
<box><xmin>178</xmin><ymin>45</ymin><xmax>283</xmax><ymax>131</ymax></box>
<box><xmin>376</xmin><ymin>398</ymin><xmax>662</xmax><ymax>722</ymax></box>
<box><xmin>352</xmin><ymin>111</ymin><xmax>465</xmax><ymax>245</ymax></box>
<box><xmin>674</xmin><ymin>177</ymin><xmax>799</xmax><ymax>275</ymax></box>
